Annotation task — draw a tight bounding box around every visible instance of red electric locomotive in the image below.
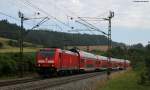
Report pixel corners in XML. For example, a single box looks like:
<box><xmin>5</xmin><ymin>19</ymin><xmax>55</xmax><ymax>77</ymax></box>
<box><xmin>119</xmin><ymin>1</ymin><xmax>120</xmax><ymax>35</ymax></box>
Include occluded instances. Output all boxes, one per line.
<box><xmin>36</xmin><ymin>48</ymin><xmax>79</xmax><ymax>76</ymax></box>
<box><xmin>35</xmin><ymin>48</ymin><xmax>130</xmax><ymax>77</ymax></box>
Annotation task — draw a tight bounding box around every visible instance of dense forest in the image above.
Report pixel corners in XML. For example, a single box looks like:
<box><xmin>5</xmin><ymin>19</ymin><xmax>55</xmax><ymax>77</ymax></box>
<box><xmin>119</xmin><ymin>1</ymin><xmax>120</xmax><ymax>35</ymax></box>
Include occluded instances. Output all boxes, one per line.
<box><xmin>0</xmin><ymin>20</ymin><xmax>122</xmax><ymax>48</ymax></box>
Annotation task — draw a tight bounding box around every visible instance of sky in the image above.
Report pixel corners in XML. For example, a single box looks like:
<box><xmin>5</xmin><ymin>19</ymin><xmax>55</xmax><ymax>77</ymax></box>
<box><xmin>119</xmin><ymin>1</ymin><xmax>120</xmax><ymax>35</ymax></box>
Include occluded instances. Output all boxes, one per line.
<box><xmin>0</xmin><ymin>0</ymin><xmax>150</xmax><ymax>45</ymax></box>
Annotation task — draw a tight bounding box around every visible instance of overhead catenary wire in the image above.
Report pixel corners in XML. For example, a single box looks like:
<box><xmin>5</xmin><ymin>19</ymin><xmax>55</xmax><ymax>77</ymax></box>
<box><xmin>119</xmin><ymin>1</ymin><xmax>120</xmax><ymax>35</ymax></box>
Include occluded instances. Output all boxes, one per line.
<box><xmin>29</xmin><ymin>1</ymin><xmax>72</xmax><ymax>29</ymax></box>
<box><xmin>49</xmin><ymin>0</ymin><xmax>108</xmax><ymax>35</ymax></box>
<box><xmin>0</xmin><ymin>11</ymin><xmax>19</xmax><ymax>21</ymax></box>
<box><xmin>15</xmin><ymin>0</ymin><xmax>37</xmax><ymax>12</ymax></box>
<box><xmin>76</xmin><ymin>17</ymin><xmax>108</xmax><ymax>35</ymax></box>
<box><xmin>31</xmin><ymin>17</ymin><xmax>50</xmax><ymax>30</ymax></box>
<box><xmin>17</xmin><ymin>0</ymin><xmax>97</xmax><ymax>34</ymax></box>
<box><xmin>0</xmin><ymin>11</ymin><xmax>32</xmax><ymax>27</ymax></box>
<box><xmin>59</xmin><ymin>2</ymin><xmax>109</xmax><ymax>35</ymax></box>
<box><xmin>9</xmin><ymin>0</ymin><xmax>107</xmax><ymax>35</ymax></box>
<box><xmin>22</xmin><ymin>0</ymin><xmax>73</xmax><ymax>29</ymax></box>
<box><xmin>46</xmin><ymin>0</ymin><xmax>97</xmax><ymax>34</ymax></box>
<box><xmin>47</xmin><ymin>0</ymin><xmax>78</xmax><ymax>18</ymax></box>
<box><xmin>75</xmin><ymin>20</ymin><xmax>107</xmax><ymax>37</ymax></box>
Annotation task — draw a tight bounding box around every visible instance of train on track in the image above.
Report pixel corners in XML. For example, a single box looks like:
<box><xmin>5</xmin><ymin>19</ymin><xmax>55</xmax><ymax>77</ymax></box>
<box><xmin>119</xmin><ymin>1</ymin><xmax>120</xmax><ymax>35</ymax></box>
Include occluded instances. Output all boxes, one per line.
<box><xmin>35</xmin><ymin>48</ymin><xmax>130</xmax><ymax>77</ymax></box>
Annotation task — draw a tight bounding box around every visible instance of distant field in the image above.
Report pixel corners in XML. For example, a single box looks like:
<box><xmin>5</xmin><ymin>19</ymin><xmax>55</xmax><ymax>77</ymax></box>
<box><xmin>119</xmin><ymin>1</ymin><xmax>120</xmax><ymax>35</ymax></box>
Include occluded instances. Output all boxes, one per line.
<box><xmin>97</xmin><ymin>69</ymin><xmax>150</xmax><ymax>90</ymax></box>
<box><xmin>0</xmin><ymin>48</ymin><xmax>40</xmax><ymax>53</ymax></box>
<box><xmin>0</xmin><ymin>37</ymin><xmax>42</xmax><ymax>53</ymax></box>
<box><xmin>0</xmin><ymin>37</ymin><xmax>12</xmax><ymax>48</ymax></box>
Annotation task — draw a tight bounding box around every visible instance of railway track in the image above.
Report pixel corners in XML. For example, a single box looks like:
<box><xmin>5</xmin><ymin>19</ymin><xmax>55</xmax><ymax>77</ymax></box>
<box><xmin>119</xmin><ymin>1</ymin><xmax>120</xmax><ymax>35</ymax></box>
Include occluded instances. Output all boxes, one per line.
<box><xmin>30</xmin><ymin>71</ymin><xmax>106</xmax><ymax>90</ymax></box>
<box><xmin>0</xmin><ymin>71</ymin><xmax>109</xmax><ymax>90</ymax></box>
<box><xmin>0</xmin><ymin>77</ymin><xmax>41</xmax><ymax>87</ymax></box>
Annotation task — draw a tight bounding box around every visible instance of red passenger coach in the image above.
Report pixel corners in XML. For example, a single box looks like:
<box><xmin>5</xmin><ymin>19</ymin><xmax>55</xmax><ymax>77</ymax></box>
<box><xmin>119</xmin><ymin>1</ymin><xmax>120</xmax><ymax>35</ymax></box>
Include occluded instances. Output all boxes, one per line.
<box><xmin>79</xmin><ymin>51</ymin><xmax>98</xmax><ymax>71</ymax></box>
<box><xmin>97</xmin><ymin>56</ymin><xmax>108</xmax><ymax>70</ymax></box>
<box><xmin>35</xmin><ymin>48</ymin><xmax>131</xmax><ymax>77</ymax></box>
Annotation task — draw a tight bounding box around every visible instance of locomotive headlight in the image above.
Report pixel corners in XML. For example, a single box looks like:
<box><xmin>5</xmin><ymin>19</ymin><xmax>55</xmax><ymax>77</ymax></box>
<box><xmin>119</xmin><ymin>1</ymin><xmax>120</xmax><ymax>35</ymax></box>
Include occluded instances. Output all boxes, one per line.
<box><xmin>51</xmin><ymin>64</ymin><xmax>54</xmax><ymax>67</ymax></box>
<box><xmin>38</xmin><ymin>64</ymin><xmax>41</xmax><ymax>67</ymax></box>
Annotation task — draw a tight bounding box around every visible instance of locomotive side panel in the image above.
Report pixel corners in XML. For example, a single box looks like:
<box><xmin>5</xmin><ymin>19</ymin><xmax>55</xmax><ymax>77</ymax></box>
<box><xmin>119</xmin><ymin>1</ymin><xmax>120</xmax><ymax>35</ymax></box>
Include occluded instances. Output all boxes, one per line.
<box><xmin>58</xmin><ymin>51</ymin><xmax>79</xmax><ymax>71</ymax></box>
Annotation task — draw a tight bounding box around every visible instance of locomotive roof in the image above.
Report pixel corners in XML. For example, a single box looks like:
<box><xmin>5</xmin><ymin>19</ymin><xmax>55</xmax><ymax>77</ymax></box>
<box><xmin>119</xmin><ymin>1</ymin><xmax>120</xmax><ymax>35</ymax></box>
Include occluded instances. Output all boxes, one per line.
<box><xmin>79</xmin><ymin>51</ymin><xmax>97</xmax><ymax>59</ymax></box>
<box><xmin>111</xmin><ymin>58</ymin><xmax>130</xmax><ymax>63</ymax></box>
<box><xmin>97</xmin><ymin>56</ymin><xmax>108</xmax><ymax>60</ymax></box>
<box><xmin>62</xmin><ymin>50</ymin><xmax>78</xmax><ymax>56</ymax></box>
<box><xmin>125</xmin><ymin>60</ymin><xmax>130</xmax><ymax>63</ymax></box>
<box><xmin>111</xmin><ymin>58</ymin><xmax>123</xmax><ymax>62</ymax></box>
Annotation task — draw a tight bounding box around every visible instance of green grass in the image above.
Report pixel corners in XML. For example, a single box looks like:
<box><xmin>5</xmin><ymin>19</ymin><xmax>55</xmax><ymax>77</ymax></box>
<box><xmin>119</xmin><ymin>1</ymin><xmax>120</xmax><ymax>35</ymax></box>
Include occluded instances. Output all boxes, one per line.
<box><xmin>0</xmin><ymin>37</ymin><xmax>42</xmax><ymax>53</ymax></box>
<box><xmin>0</xmin><ymin>37</ymin><xmax>12</xmax><ymax>48</ymax></box>
<box><xmin>98</xmin><ymin>70</ymin><xmax>150</xmax><ymax>90</ymax></box>
<box><xmin>0</xmin><ymin>48</ymin><xmax>39</xmax><ymax>53</ymax></box>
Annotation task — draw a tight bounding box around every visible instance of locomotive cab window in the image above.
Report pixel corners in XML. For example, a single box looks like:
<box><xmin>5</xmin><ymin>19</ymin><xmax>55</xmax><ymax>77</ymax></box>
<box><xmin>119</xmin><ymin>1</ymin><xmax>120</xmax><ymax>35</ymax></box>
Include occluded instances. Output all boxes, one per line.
<box><xmin>39</xmin><ymin>50</ymin><xmax>55</xmax><ymax>57</ymax></box>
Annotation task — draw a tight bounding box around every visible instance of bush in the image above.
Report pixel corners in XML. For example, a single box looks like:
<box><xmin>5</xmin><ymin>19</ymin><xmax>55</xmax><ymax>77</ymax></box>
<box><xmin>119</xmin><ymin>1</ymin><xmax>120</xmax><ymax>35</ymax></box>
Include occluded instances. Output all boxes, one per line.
<box><xmin>138</xmin><ymin>56</ymin><xmax>150</xmax><ymax>85</ymax></box>
<box><xmin>0</xmin><ymin>42</ymin><xmax>3</xmax><ymax>48</ymax></box>
<box><xmin>11</xmin><ymin>53</ymin><xmax>36</xmax><ymax>73</ymax></box>
<box><xmin>0</xmin><ymin>54</ymin><xmax>17</xmax><ymax>76</ymax></box>
<box><xmin>22</xmin><ymin>53</ymin><xmax>36</xmax><ymax>72</ymax></box>
<box><xmin>0</xmin><ymin>53</ymin><xmax>36</xmax><ymax>77</ymax></box>
<box><xmin>8</xmin><ymin>40</ymin><xmax>19</xmax><ymax>47</ymax></box>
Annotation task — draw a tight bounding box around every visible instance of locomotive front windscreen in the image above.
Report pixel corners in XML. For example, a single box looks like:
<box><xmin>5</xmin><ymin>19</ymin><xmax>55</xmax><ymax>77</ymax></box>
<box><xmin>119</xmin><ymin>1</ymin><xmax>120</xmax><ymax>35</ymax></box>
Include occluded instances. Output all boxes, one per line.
<box><xmin>39</xmin><ymin>49</ymin><xmax>55</xmax><ymax>57</ymax></box>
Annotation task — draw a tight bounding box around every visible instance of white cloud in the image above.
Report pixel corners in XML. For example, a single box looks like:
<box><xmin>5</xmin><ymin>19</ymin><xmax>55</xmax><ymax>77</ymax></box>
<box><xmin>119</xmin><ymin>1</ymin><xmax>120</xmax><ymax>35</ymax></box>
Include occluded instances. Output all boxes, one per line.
<box><xmin>0</xmin><ymin>0</ymin><xmax>150</xmax><ymax>45</ymax></box>
<box><xmin>1</xmin><ymin>0</ymin><xmax>150</xmax><ymax>29</ymax></box>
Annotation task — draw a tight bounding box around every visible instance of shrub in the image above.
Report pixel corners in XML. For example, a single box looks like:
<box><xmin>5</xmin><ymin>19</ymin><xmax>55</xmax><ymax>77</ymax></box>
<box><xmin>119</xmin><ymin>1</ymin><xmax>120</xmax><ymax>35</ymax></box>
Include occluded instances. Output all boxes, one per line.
<box><xmin>10</xmin><ymin>53</ymin><xmax>36</xmax><ymax>73</ymax></box>
<box><xmin>0</xmin><ymin>54</ymin><xmax>17</xmax><ymax>76</ymax></box>
<box><xmin>0</xmin><ymin>42</ymin><xmax>3</xmax><ymax>48</ymax></box>
<box><xmin>0</xmin><ymin>53</ymin><xmax>36</xmax><ymax>77</ymax></box>
<box><xmin>8</xmin><ymin>40</ymin><xmax>19</xmax><ymax>47</ymax></box>
<box><xmin>138</xmin><ymin>56</ymin><xmax>150</xmax><ymax>85</ymax></box>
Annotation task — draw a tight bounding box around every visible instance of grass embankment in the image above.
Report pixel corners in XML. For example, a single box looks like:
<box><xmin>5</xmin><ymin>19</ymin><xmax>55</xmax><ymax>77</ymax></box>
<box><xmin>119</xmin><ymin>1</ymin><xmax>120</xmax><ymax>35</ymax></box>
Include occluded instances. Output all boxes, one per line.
<box><xmin>0</xmin><ymin>37</ymin><xmax>42</xmax><ymax>53</ymax></box>
<box><xmin>97</xmin><ymin>69</ymin><xmax>150</xmax><ymax>90</ymax></box>
<box><xmin>0</xmin><ymin>48</ymin><xmax>39</xmax><ymax>53</ymax></box>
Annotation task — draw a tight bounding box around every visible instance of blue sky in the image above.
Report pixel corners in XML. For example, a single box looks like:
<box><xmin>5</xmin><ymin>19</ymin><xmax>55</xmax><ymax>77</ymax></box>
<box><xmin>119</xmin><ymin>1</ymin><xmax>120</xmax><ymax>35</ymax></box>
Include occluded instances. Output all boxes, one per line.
<box><xmin>0</xmin><ymin>0</ymin><xmax>150</xmax><ymax>45</ymax></box>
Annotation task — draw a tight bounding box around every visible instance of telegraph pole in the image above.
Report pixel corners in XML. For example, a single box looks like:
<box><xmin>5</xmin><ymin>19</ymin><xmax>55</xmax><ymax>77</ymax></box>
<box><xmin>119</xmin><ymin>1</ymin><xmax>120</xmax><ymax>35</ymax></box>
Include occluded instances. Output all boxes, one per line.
<box><xmin>18</xmin><ymin>11</ymin><xmax>24</xmax><ymax>77</ymax></box>
<box><xmin>108</xmin><ymin>11</ymin><xmax>114</xmax><ymax>66</ymax></box>
<box><xmin>104</xmin><ymin>11</ymin><xmax>114</xmax><ymax>79</ymax></box>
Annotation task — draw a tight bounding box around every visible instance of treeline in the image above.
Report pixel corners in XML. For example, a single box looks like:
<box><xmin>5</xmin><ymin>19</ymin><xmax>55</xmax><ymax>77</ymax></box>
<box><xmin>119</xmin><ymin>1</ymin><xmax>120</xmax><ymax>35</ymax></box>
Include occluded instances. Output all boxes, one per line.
<box><xmin>0</xmin><ymin>20</ymin><xmax>120</xmax><ymax>48</ymax></box>
<box><xmin>25</xmin><ymin>30</ymin><xmax>110</xmax><ymax>47</ymax></box>
<box><xmin>106</xmin><ymin>43</ymin><xmax>150</xmax><ymax>85</ymax></box>
<box><xmin>0</xmin><ymin>20</ymin><xmax>25</xmax><ymax>40</ymax></box>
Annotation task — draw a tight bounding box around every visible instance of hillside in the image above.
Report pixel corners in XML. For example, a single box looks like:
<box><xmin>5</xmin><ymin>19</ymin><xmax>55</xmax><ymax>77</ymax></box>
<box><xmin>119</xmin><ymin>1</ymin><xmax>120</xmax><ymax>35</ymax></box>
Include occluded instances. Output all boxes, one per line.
<box><xmin>0</xmin><ymin>20</ymin><xmax>125</xmax><ymax>48</ymax></box>
<box><xmin>0</xmin><ymin>37</ymin><xmax>42</xmax><ymax>53</ymax></box>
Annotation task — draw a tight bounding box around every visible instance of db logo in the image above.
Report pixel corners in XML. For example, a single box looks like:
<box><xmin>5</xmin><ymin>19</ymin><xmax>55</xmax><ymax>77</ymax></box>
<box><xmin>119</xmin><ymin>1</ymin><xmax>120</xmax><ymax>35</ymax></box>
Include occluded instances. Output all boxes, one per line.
<box><xmin>45</xmin><ymin>58</ymin><xmax>48</xmax><ymax>63</ymax></box>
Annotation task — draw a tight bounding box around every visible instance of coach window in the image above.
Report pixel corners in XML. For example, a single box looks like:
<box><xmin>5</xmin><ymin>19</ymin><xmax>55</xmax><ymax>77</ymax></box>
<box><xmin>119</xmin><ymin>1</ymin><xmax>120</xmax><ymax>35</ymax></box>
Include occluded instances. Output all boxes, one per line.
<box><xmin>81</xmin><ymin>59</ymin><xmax>85</xmax><ymax>63</ymax></box>
<box><xmin>99</xmin><ymin>61</ymin><xmax>101</xmax><ymax>64</ymax></box>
